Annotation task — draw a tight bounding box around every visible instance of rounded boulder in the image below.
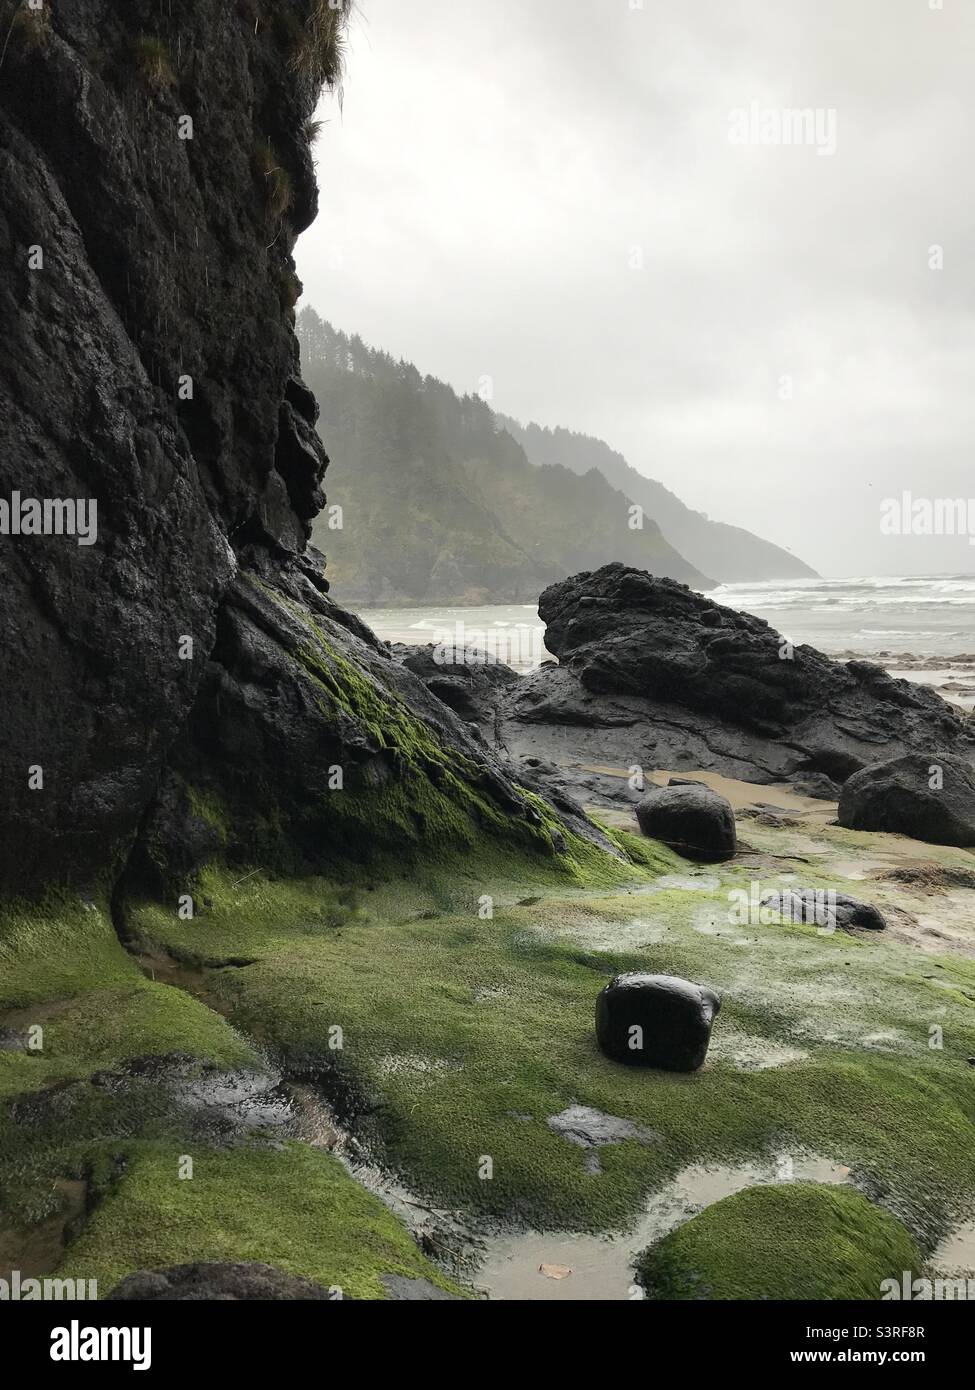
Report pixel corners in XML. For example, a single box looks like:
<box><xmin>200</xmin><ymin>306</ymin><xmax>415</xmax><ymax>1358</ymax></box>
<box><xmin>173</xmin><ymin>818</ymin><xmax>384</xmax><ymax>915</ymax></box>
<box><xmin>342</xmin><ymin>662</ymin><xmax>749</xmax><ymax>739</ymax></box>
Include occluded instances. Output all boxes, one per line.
<box><xmin>596</xmin><ymin>972</ymin><xmax>721</xmax><ymax>1072</ymax></box>
<box><xmin>838</xmin><ymin>753</ymin><xmax>975</xmax><ymax>847</ymax></box>
<box><xmin>636</xmin><ymin>783</ymin><xmax>737</xmax><ymax>862</ymax></box>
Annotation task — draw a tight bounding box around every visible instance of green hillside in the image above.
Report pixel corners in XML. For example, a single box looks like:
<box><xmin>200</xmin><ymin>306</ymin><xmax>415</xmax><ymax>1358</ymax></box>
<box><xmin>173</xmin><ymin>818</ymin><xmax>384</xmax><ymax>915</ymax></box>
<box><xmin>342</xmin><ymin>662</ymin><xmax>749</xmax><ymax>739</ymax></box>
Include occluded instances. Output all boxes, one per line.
<box><xmin>298</xmin><ymin>310</ymin><xmax>713</xmax><ymax>605</ymax></box>
<box><xmin>501</xmin><ymin>417</ymin><xmax>817</xmax><ymax>583</ymax></box>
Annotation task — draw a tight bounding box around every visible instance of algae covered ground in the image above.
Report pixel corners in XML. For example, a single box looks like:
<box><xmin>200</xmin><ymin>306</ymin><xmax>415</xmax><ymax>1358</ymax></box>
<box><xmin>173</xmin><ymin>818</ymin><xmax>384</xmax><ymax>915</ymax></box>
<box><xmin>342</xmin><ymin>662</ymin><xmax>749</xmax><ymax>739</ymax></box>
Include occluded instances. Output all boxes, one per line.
<box><xmin>636</xmin><ymin>1184</ymin><xmax>922</xmax><ymax>1300</ymax></box>
<box><xmin>3</xmin><ymin>802</ymin><xmax>975</xmax><ymax>1298</ymax></box>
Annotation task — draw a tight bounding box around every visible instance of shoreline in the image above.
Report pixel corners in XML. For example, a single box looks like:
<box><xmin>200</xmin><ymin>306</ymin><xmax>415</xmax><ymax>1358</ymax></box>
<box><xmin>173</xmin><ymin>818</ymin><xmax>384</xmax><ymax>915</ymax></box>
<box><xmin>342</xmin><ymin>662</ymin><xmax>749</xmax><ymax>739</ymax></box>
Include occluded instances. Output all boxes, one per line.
<box><xmin>354</xmin><ymin>604</ymin><xmax>975</xmax><ymax>709</ymax></box>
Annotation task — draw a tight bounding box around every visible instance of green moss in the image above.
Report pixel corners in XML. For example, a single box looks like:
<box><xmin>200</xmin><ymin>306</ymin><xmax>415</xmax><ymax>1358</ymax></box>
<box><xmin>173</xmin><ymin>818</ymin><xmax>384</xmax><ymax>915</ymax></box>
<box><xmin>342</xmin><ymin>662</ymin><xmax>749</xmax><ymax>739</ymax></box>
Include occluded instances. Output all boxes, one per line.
<box><xmin>185</xmin><ymin>785</ymin><xmax>232</xmax><ymax>848</ymax></box>
<box><xmin>58</xmin><ymin>1141</ymin><xmax>461</xmax><ymax>1301</ymax></box>
<box><xmin>241</xmin><ymin>576</ymin><xmax>641</xmax><ymax>883</ymax></box>
<box><xmin>129</xmin><ymin>858</ymin><xmax>975</xmax><ymax>1245</ymax></box>
<box><xmin>636</xmin><ymin>1184</ymin><xmax>922</xmax><ymax>1300</ymax></box>
<box><xmin>252</xmin><ymin>139</ymin><xmax>293</xmax><ymax>221</ymax></box>
<box><xmin>0</xmin><ymin>895</ymin><xmax>252</xmax><ymax>1094</ymax></box>
<box><xmin>132</xmin><ymin>36</ymin><xmax>175</xmax><ymax>91</ymax></box>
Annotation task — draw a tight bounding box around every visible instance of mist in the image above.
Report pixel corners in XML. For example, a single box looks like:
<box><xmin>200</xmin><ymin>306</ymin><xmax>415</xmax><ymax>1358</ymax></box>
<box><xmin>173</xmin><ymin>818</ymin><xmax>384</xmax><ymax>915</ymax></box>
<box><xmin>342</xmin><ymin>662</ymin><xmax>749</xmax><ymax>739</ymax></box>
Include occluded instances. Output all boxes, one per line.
<box><xmin>297</xmin><ymin>0</ymin><xmax>975</xmax><ymax>577</ymax></box>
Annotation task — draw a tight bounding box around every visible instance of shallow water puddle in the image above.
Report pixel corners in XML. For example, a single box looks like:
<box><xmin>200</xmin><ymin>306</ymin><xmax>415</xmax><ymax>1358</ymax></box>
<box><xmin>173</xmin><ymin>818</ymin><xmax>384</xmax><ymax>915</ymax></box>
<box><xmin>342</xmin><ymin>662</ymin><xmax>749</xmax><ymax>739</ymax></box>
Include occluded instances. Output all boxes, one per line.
<box><xmin>474</xmin><ymin>1154</ymin><xmax>851</xmax><ymax>1300</ymax></box>
<box><xmin>931</xmin><ymin>1220</ymin><xmax>975</xmax><ymax>1276</ymax></box>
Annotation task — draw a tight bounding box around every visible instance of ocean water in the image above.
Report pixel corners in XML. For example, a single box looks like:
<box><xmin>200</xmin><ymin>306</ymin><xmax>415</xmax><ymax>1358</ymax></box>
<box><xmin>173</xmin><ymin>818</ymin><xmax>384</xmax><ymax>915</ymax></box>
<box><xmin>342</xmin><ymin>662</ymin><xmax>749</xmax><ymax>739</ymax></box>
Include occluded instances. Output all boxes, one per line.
<box><xmin>357</xmin><ymin>574</ymin><xmax>975</xmax><ymax>672</ymax></box>
<box><xmin>710</xmin><ymin>575</ymin><xmax>975</xmax><ymax>660</ymax></box>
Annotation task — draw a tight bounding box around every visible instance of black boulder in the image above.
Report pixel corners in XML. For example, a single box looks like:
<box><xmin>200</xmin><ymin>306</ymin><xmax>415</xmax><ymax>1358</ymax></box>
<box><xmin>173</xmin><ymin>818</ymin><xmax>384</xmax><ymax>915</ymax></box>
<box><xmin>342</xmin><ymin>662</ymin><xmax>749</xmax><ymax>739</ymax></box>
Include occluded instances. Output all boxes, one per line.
<box><xmin>636</xmin><ymin>783</ymin><xmax>737</xmax><ymax>861</ymax></box>
<box><xmin>596</xmin><ymin>973</ymin><xmax>721</xmax><ymax>1072</ymax></box>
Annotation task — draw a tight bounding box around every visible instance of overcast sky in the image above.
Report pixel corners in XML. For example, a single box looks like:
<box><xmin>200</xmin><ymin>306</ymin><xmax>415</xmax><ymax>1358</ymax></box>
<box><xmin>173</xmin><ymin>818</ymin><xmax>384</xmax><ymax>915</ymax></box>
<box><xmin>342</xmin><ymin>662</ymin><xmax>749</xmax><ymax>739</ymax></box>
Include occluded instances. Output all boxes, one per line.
<box><xmin>296</xmin><ymin>0</ymin><xmax>975</xmax><ymax>578</ymax></box>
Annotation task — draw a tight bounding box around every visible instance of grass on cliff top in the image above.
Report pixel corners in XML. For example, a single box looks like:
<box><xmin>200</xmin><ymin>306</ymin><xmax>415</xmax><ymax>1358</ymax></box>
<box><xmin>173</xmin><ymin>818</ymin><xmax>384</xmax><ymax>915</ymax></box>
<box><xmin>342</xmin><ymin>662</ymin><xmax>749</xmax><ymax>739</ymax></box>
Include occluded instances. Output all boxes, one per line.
<box><xmin>287</xmin><ymin>0</ymin><xmax>352</xmax><ymax>88</ymax></box>
<box><xmin>58</xmin><ymin>1140</ymin><xmax>461</xmax><ymax>1301</ymax></box>
<box><xmin>129</xmin><ymin>842</ymin><xmax>975</xmax><ymax>1250</ymax></box>
<box><xmin>636</xmin><ymin>1183</ymin><xmax>922</xmax><ymax>1301</ymax></box>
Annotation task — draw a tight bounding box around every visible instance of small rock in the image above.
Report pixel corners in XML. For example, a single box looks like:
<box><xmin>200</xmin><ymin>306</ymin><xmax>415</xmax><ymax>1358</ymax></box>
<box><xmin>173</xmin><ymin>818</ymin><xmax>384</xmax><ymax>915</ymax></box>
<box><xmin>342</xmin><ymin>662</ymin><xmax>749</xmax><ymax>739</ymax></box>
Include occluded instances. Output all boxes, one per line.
<box><xmin>595</xmin><ymin>973</ymin><xmax>721</xmax><ymax>1072</ymax></box>
<box><xmin>546</xmin><ymin>1104</ymin><xmax>659</xmax><ymax>1150</ymax></box>
<box><xmin>381</xmin><ymin>1274</ymin><xmax>463</xmax><ymax>1301</ymax></box>
<box><xmin>791</xmin><ymin>771</ymin><xmax>842</xmax><ymax>801</ymax></box>
<box><xmin>761</xmin><ymin>889</ymin><xmax>886</xmax><ymax>932</ymax></box>
<box><xmin>636</xmin><ymin>784</ymin><xmax>737</xmax><ymax>862</ymax></box>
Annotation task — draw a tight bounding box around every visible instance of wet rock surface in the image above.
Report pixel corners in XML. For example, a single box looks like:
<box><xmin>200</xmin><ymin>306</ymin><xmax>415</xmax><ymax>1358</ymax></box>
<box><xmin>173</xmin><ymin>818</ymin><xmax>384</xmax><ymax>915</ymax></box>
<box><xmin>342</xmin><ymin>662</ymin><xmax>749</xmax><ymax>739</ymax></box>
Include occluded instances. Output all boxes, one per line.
<box><xmin>468</xmin><ymin>564</ymin><xmax>975</xmax><ymax>803</ymax></box>
<box><xmin>635</xmin><ymin>784</ymin><xmax>737</xmax><ymax>861</ymax></box>
<box><xmin>596</xmin><ymin>973</ymin><xmax>721</xmax><ymax>1072</ymax></box>
<box><xmin>107</xmin><ymin>1262</ymin><xmax>335</xmax><ymax>1301</ymax></box>
<box><xmin>761</xmin><ymin>889</ymin><xmax>887</xmax><ymax>933</ymax></box>
<box><xmin>0</xmin><ymin>2</ymin><xmax>569</xmax><ymax>900</ymax></box>
<box><xmin>546</xmin><ymin>1105</ymin><xmax>660</xmax><ymax>1173</ymax></box>
<box><xmin>390</xmin><ymin>643</ymin><xmax>521</xmax><ymax>726</ymax></box>
<box><xmin>790</xmin><ymin>771</ymin><xmax>843</xmax><ymax>801</ymax></box>
<box><xmin>838</xmin><ymin>753</ymin><xmax>975</xmax><ymax>847</ymax></box>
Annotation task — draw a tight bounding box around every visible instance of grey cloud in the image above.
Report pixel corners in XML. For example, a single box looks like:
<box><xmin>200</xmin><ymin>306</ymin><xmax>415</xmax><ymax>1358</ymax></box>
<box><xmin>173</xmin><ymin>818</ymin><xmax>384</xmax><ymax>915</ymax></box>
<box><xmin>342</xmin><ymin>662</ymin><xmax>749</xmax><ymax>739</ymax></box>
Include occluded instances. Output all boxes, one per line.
<box><xmin>297</xmin><ymin>0</ymin><xmax>975</xmax><ymax>575</ymax></box>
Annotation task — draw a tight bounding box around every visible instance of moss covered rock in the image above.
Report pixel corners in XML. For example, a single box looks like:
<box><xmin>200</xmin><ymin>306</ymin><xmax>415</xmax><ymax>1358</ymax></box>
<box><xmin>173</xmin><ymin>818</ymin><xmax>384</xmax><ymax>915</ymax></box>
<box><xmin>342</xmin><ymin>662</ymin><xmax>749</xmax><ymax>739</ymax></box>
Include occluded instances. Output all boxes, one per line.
<box><xmin>636</xmin><ymin>1183</ymin><xmax>921</xmax><ymax>1300</ymax></box>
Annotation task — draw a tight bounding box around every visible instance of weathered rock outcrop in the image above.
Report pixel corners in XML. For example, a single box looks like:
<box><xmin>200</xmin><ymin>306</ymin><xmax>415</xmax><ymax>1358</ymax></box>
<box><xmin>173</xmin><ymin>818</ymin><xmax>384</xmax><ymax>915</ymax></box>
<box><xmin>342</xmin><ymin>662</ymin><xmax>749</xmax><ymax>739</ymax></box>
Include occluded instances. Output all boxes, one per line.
<box><xmin>0</xmin><ymin>2</ymin><xmax>573</xmax><ymax>901</ymax></box>
<box><xmin>505</xmin><ymin>564</ymin><xmax>974</xmax><ymax>801</ymax></box>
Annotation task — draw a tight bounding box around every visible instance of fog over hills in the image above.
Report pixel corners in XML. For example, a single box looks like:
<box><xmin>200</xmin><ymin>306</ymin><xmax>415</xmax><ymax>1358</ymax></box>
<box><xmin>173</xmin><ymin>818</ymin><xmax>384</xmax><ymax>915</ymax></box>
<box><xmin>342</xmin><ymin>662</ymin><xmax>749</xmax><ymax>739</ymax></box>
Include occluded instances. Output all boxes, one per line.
<box><xmin>300</xmin><ymin>311</ymin><xmax>816</xmax><ymax>606</ymax></box>
<box><xmin>500</xmin><ymin>418</ymin><xmax>817</xmax><ymax>585</ymax></box>
<box><xmin>299</xmin><ymin>310</ymin><xmax>713</xmax><ymax>604</ymax></box>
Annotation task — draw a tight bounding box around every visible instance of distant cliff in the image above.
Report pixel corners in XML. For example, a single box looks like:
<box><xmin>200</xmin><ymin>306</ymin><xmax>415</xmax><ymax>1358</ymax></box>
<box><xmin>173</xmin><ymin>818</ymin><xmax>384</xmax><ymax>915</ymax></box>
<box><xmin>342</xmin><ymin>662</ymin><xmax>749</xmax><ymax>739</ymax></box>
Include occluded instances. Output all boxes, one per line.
<box><xmin>299</xmin><ymin>312</ymin><xmax>714</xmax><ymax>604</ymax></box>
<box><xmin>501</xmin><ymin>419</ymin><xmax>818</xmax><ymax>584</ymax></box>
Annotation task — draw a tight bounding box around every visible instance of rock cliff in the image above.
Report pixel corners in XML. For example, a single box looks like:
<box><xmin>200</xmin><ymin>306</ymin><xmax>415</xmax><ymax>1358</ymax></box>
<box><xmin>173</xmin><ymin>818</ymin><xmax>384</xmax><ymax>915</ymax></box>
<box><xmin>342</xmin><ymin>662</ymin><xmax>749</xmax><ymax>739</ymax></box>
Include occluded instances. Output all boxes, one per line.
<box><xmin>0</xmin><ymin>0</ymin><xmax>574</xmax><ymax>901</ymax></box>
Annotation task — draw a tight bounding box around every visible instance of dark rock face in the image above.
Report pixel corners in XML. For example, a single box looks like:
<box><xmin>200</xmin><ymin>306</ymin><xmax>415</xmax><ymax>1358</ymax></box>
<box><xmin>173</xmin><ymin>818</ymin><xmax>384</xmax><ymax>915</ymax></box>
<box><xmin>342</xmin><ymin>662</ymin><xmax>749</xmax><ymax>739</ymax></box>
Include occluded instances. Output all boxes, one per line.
<box><xmin>390</xmin><ymin>642</ymin><xmax>521</xmax><ymax>727</ymax></box>
<box><xmin>838</xmin><ymin>754</ymin><xmax>975</xmax><ymax>847</ymax></box>
<box><xmin>107</xmin><ymin>1262</ymin><xmax>461</xmax><ymax>1301</ymax></box>
<box><xmin>761</xmin><ymin>889</ymin><xmax>887</xmax><ymax>932</ymax></box>
<box><xmin>523</xmin><ymin>564</ymin><xmax>975</xmax><ymax>796</ymax></box>
<box><xmin>0</xmin><ymin>3</ymin><xmax>568</xmax><ymax>900</ymax></box>
<box><xmin>595</xmin><ymin>973</ymin><xmax>721</xmax><ymax>1072</ymax></box>
<box><xmin>635</xmin><ymin>784</ymin><xmax>737</xmax><ymax>861</ymax></box>
<box><xmin>0</xmin><ymin>1</ymin><xmax>326</xmax><ymax>894</ymax></box>
<box><xmin>106</xmin><ymin>1262</ymin><xmax>334</xmax><ymax>1301</ymax></box>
